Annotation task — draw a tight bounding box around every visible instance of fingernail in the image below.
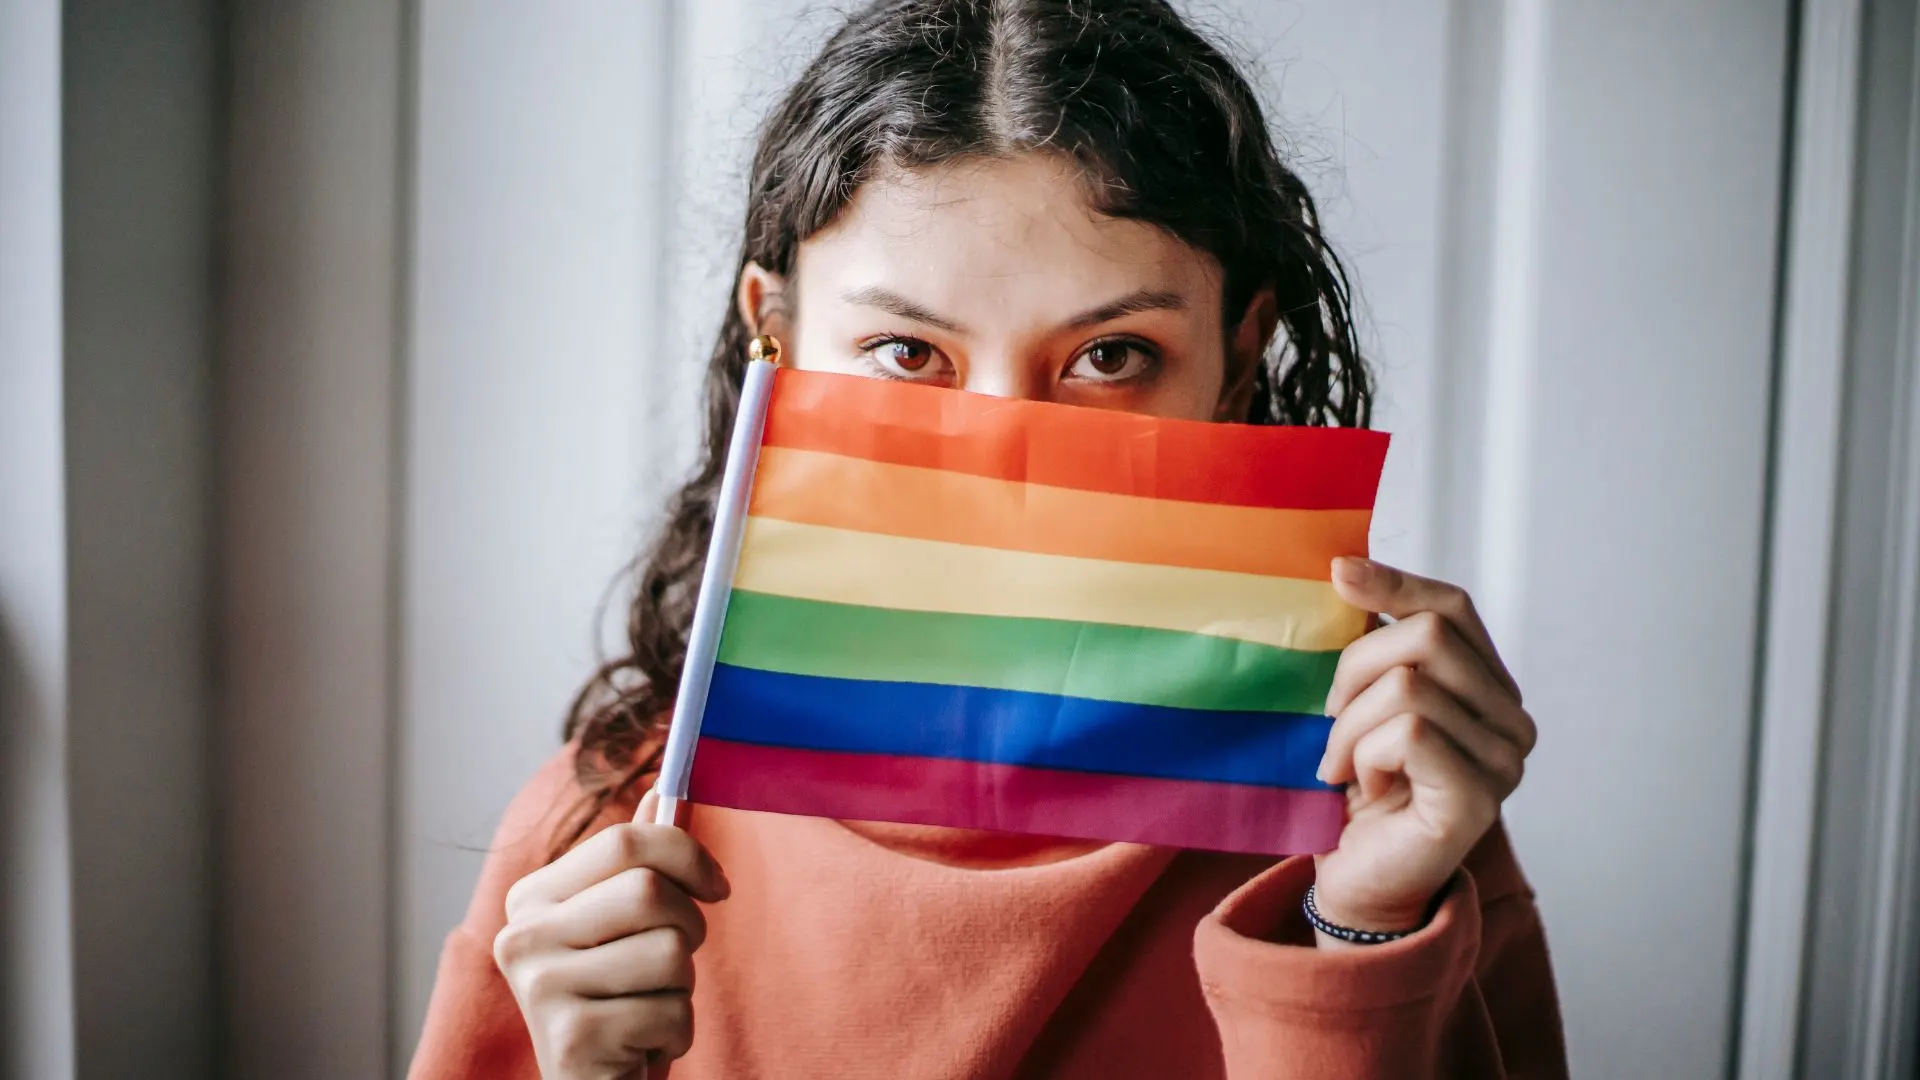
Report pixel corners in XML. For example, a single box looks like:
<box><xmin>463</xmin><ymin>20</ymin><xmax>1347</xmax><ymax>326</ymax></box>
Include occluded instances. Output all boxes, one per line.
<box><xmin>1335</xmin><ymin>557</ymin><xmax>1375</xmax><ymax>586</ymax></box>
<box><xmin>1315</xmin><ymin>756</ymin><xmax>1331</xmax><ymax>784</ymax></box>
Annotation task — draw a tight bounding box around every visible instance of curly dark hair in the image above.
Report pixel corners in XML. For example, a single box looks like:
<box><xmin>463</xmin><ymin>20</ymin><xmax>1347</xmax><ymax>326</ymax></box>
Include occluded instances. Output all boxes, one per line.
<box><xmin>554</xmin><ymin>0</ymin><xmax>1375</xmax><ymax>852</ymax></box>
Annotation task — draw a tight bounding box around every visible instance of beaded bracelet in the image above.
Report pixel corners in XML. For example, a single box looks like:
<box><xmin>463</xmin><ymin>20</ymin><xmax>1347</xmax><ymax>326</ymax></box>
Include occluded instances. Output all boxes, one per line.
<box><xmin>1302</xmin><ymin>884</ymin><xmax>1420</xmax><ymax>945</ymax></box>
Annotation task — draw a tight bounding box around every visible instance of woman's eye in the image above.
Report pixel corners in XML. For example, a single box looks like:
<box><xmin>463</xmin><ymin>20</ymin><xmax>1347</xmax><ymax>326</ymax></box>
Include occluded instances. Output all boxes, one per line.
<box><xmin>1068</xmin><ymin>340</ymin><xmax>1156</xmax><ymax>383</ymax></box>
<box><xmin>862</xmin><ymin>337</ymin><xmax>950</xmax><ymax>380</ymax></box>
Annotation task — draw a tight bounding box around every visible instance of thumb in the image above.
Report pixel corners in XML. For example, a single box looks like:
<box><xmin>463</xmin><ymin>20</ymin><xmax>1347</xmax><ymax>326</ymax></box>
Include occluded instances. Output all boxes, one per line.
<box><xmin>1330</xmin><ymin>557</ymin><xmax>1519</xmax><ymax>699</ymax></box>
<box><xmin>1330</xmin><ymin>556</ymin><xmax>1410</xmax><ymax>614</ymax></box>
<box><xmin>1330</xmin><ymin>556</ymin><xmax>1466</xmax><ymax>622</ymax></box>
<box><xmin>634</xmin><ymin>786</ymin><xmax>661</xmax><ymax>825</ymax></box>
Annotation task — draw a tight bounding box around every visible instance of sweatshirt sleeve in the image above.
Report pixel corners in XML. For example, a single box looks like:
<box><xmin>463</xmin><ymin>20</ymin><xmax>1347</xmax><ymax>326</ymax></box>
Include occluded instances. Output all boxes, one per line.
<box><xmin>1192</xmin><ymin>823</ymin><xmax>1567</xmax><ymax>1080</ymax></box>
<box><xmin>407</xmin><ymin>745</ymin><xmax>639</xmax><ymax>1080</ymax></box>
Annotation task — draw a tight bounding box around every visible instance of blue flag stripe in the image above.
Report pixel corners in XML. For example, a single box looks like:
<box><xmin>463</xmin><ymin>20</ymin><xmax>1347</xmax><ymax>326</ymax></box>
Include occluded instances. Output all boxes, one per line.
<box><xmin>702</xmin><ymin>663</ymin><xmax>1335</xmax><ymax>791</ymax></box>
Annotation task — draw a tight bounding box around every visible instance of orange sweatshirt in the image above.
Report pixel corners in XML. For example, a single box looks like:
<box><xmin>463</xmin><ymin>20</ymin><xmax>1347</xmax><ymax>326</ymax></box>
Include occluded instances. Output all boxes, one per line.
<box><xmin>410</xmin><ymin>747</ymin><xmax>1567</xmax><ymax>1079</ymax></box>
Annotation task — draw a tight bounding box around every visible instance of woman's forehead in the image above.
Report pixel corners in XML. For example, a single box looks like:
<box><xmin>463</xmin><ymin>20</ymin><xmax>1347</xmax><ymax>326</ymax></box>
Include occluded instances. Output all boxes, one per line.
<box><xmin>795</xmin><ymin>155</ymin><xmax>1224</xmax><ymax>320</ymax></box>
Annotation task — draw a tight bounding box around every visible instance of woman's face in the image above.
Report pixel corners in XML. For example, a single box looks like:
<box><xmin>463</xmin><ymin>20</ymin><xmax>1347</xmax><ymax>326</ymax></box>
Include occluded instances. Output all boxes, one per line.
<box><xmin>737</xmin><ymin>154</ymin><xmax>1274</xmax><ymax>422</ymax></box>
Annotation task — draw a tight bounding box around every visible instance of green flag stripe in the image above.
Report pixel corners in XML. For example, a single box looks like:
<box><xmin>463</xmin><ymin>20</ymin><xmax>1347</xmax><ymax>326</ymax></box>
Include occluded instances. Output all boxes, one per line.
<box><xmin>717</xmin><ymin>589</ymin><xmax>1341</xmax><ymax>716</ymax></box>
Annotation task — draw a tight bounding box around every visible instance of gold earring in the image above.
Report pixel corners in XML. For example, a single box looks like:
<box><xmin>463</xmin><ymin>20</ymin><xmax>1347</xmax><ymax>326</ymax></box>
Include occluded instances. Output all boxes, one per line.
<box><xmin>748</xmin><ymin>334</ymin><xmax>783</xmax><ymax>365</ymax></box>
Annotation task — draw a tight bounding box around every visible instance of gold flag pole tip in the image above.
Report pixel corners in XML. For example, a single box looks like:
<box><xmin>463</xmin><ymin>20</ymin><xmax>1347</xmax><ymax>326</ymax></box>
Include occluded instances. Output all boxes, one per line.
<box><xmin>749</xmin><ymin>334</ymin><xmax>783</xmax><ymax>365</ymax></box>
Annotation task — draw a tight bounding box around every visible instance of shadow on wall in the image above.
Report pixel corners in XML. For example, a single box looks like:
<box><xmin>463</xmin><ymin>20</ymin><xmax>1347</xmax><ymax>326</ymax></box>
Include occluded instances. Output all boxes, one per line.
<box><xmin>0</xmin><ymin>612</ymin><xmax>33</xmax><ymax>1073</ymax></box>
<box><xmin>0</xmin><ymin>603</ymin><xmax>75</xmax><ymax>1080</ymax></box>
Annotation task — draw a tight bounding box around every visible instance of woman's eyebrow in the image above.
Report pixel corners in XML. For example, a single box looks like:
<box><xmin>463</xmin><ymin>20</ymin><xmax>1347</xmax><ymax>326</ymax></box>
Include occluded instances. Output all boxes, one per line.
<box><xmin>840</xmin><ymin>285</ymin><xmax>1188</xmax><ymax>334</ymax></box>
<box><xmin>1061</xmin><ymin>288</ymin><xmax>1188</xmax><ymax>329</ymax></box>
<box><xmin>841</xmin><ymin>286</ymin><xmax>967</xmax><ymax>333</ymax></box>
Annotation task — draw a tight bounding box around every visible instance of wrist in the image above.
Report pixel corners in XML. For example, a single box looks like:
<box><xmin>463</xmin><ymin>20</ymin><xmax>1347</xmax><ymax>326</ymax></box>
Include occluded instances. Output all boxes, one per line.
<box><xmin>1305</xmin><ymin>883</ymin><xmax>1436</xmax><ymax>945</ymax></box>
<box><xmin>1313</xmin><ymin>894</ymin><xmax>1430</xmax><ymax>935</ymax></box>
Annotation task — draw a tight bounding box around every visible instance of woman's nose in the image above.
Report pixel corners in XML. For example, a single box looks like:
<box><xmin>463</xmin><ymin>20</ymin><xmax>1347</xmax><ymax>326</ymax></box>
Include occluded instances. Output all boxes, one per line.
<box><xmin>959</xmin><ymin>356</ymin><xmax>1048</xmax><ymax>402</ymax></box>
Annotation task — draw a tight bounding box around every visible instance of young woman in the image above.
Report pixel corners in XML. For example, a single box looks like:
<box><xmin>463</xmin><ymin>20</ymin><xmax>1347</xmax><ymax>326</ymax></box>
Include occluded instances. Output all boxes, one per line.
<box><xmin>410</xmin><ymin>2</ymin><xmax>1565</xmax><ymax>1077</ymax></box>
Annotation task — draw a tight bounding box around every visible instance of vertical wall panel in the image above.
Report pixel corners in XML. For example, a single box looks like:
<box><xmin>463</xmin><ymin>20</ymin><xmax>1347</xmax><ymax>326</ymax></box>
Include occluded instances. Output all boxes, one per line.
<box><xmin>1737</xmin><ymin>0</ymin><xmax>1863</xmax><ymax>1074</ymax></box>
<box><xmin>1801</xmin><ymin>1</ymin><xmax>1920</xmax><ymax>1073</ymax></box>
<box><xmin>220</xmin><ymin>3</ymin><xmax>406</xmax><ymax>1076</ymax></box>
<box><xmin>61</xmin><ymin>0</ymin><xmax>219</xmax><ymax>1075</ymax></box>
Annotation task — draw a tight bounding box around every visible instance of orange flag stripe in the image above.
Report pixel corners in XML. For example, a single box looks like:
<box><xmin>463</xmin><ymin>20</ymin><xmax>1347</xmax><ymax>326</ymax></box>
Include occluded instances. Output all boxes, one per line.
<box><xmin>748</xmin><ymin>446</ymin><xmax>1371</xmax><ymax>580</ymax></box>
<box><xmin>759</xmin><ymin>367</ymin><xmax>1391</xmax><ymax>510</ymax></box>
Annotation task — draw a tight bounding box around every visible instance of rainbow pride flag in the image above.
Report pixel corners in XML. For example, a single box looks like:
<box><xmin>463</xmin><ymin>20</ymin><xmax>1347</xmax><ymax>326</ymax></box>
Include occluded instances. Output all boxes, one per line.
<box><xmin>659</xmin><ymin>364</ymin><xmax>1388</xmax><ymax>856</ymax></box>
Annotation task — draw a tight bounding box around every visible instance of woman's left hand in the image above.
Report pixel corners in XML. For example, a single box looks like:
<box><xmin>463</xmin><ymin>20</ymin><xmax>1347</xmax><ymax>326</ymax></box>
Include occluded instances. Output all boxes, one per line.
<box><xmin>1309</xmin><ymin>557</ymin><xmax>1537</xmax><ymax>943</ymax></box>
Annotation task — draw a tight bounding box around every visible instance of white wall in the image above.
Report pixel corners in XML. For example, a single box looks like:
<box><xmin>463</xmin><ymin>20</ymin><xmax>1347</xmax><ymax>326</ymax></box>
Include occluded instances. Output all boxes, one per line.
<box><xmin>396</xmin><ymin>2</ymin><xmax>673</xmax><ymax>1059</ymax></box>
<box><xmin>1485</xmin><ymin>5</ymin><xmax>1789</xmax><ymax>1077</ymax></box>
<box><xmin>0</xmin><ymin>2</ymin><xmax>77</xmax><ymax>1077</ymax></box>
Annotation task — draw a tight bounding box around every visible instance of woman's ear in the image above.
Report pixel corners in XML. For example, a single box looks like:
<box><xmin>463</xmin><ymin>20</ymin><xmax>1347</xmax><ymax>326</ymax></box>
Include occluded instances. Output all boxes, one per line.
<box><xmin>1217</xmin><ymin>286</ymin><xmax>1279</xmax><ymax>421</ymax></box>
<box><xmin>736</xmin><ymin>261</ymin><xmax>794</xmax><ymax>343</ymax></box>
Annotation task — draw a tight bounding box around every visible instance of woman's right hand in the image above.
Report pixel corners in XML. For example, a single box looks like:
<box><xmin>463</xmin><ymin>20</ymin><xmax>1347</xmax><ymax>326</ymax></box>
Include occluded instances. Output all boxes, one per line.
<box><xmin>493</xmin><ymin>791</ymin><xmax>730</xmax><ymax>1078</ymax></box>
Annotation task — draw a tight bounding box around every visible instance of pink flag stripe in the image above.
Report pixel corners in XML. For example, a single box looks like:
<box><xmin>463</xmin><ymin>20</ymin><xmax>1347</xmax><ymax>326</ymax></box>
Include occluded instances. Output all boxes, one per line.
<box><xmin>687</xmin><ymin>737</ymin><xmax>1346</xmax><ymax>857</ymax></box>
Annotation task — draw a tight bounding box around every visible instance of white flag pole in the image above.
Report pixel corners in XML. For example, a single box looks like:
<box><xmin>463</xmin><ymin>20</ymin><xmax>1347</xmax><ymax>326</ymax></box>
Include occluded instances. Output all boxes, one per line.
<box><xmin>650</xmin><ymin>353</ymin><xmax>780</xmax><ymax>827</ymax></box>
